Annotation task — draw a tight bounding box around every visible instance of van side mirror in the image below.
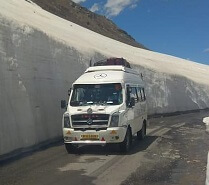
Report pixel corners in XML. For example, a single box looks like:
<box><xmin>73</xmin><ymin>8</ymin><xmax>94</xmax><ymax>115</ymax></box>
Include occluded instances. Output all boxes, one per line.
<box><xmin>127</xmin><ymin>97</ymin><xmax>135</xmax><ymax>108</ymax></box>
<box><xmin>61</xmin><ymin>100</ymin><xmax>67</xmax><ymax>109</ymax></box>
<box><xmin>129</xmin><ymin>97</ymin><xmax>135</xmax><ymax>108</ymax></box>
<box><xmin>127</xmin><ymin>87</ymin><xmax>132</xmax><ymax>93</ymax></box>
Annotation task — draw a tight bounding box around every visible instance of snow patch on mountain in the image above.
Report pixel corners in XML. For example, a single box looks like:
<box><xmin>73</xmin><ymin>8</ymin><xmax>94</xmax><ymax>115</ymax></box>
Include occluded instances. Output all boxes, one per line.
<box><xmin>0</xmin><ymin>0</ymin><xmax>209</xmax><ymax>85</ymax></box>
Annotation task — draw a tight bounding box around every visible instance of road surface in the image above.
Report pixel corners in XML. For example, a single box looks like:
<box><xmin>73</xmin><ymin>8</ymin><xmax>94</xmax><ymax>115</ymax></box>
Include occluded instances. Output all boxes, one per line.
<box><xmin>0</xmin><ymin>110</ymin><xmax>209</xmax><ymax>185</ymax></box>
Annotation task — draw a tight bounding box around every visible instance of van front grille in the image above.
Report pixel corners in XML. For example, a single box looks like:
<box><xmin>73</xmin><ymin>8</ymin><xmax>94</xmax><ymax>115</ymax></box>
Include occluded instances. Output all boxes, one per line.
<box><xmin>71</xmin><ymin>114</ymin><xmax>109</xmax><ymax>128</ymax></box>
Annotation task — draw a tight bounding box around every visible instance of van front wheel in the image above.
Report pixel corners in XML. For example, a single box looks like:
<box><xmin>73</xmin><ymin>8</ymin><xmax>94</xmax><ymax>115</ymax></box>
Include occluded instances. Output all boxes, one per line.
<box><xmin>119</xmin><ymin>128</ymin><xmax>132</xmax><ymax>153</ymax></box>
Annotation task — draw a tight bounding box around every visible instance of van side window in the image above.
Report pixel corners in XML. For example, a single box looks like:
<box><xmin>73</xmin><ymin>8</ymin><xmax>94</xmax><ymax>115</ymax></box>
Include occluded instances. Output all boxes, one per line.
<box><xmin>136</xmin><ymin>87</ymin><xmax>146</xmax><ymax>102</ymax></box>
<box><xmin>142</xmin><ymin>88</ymin><xmax>146</xmax><ymax>101</ymax></box>
<box><xmin>137</xmin><ymin>87</ymin><xmax>142</xmax><ymax>102</ymax></box>
<box><xmin>126</xmin><ymin>86</ymin><xmax>130</xmax><ymax>106</ymax></box>
<box><xmin>130</xmin><ymin>87</ymin><xmax>139</xmax><ymax>103</ymax></box>
<box><xmin>126</xmin><ymin>86</ymin><xmax>145</xmax><ymax>105</ymax></box>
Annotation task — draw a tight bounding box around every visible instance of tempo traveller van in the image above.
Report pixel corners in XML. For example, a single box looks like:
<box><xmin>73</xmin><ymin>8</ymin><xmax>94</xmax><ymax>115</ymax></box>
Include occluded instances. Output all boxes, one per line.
<box><xmin>61</xmin><ymin>58</ymin><xmax>147</xmax><ymax>153</ymax></box>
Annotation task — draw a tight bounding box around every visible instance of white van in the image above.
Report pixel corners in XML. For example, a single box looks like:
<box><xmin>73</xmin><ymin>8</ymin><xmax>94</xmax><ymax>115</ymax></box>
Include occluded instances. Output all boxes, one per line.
<box><xmin>61</xmin><ymin>58</ymin><xmax>147</xmax><ymax>153</ymax></box>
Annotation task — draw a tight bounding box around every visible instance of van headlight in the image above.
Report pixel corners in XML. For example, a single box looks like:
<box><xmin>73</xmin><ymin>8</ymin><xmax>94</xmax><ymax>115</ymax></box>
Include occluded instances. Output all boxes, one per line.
<box><xmin>110</xmin><ymin>113</ymin><xmax>119</xmax><ymax>127</ymax></box>
<box><xmin>63</xmin><ymin>114</ymin><xmax>71</xmax><ymax>128</ymax></box>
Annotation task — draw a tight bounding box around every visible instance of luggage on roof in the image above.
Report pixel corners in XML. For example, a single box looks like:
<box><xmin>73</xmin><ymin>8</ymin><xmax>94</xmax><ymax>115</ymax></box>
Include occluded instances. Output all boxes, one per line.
<box><xmin>93</xmin><ymin>58</ymin><xmax>131</xmax><ymax>68</ymax></box>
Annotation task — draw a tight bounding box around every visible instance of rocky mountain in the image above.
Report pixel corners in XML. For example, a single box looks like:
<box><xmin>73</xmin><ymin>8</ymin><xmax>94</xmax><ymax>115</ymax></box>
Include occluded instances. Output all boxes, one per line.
<box><xmin>31</xmin><ymin>0</ymin><xmax>147</xmax><ymax>49</ymax></box>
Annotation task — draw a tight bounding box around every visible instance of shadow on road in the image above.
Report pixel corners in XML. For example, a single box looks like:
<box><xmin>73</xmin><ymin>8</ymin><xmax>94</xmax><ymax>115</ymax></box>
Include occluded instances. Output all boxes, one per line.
<box><xmin>73</xmin><ymin>136</ymin><xmax>158</xmax><ymax>156</ymax></box>
<box><xmin>130</xmin><ymin>136</ymin><xmax>158</xmax><ymax>154</ymax></box>
<box><xmin>0</xmin><ymin>139</ymin><xmax>63</xmax><ymax>166</ymax></box>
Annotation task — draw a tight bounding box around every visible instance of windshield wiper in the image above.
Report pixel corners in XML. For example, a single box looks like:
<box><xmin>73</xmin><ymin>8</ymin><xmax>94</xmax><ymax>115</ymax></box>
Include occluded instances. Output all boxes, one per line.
<box><xmin>86</xmin><ymin>101</ymin><xmax>94</xmax><ymax>104</ymax></box>
<box><xmin>106</xmin><ymin>101</ymin><xmax>113</xmax><ymax>104</ymax></box>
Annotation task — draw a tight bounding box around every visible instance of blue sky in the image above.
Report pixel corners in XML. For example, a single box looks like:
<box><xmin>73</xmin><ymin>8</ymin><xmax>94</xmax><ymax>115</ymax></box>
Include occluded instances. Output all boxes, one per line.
<box><xmin>72</xmin><ymin>0</ymin><xmax>209</xmax><ymax>66</ymax></box>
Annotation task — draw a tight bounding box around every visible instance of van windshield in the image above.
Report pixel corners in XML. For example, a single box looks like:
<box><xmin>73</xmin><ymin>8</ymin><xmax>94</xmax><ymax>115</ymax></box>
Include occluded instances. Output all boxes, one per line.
<box><xmin>70</xmin><ymin>83</ymin><xmax>123</xmax><ymax>106</ymax></box>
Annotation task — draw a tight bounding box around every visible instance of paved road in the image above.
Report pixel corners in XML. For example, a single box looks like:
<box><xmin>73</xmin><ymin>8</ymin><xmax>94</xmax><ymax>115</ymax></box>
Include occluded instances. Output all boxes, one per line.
<box><xmin>0</xmin><ymin>110</ymin><xmax>209</xmax><ymax>185</ymax></box>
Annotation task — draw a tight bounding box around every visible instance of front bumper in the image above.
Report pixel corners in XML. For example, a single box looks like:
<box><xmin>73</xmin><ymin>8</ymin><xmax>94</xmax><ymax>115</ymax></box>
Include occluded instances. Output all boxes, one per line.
<box><xmin>63</xmin><ymin>127</ymin><xmax>127</xmax><ymax>145</ymax></box>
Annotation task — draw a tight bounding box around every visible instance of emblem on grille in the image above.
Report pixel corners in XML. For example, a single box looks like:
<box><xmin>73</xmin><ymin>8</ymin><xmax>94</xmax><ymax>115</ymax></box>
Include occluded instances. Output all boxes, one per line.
<box><xmin>87</xmin><ymin>108</ymin><xmax>93</xmax><ymax>114</ymax></box>
<box><xmin>87</xmin><ymin>118</ymin><xmax>93</xmax><ymax>125</ymax></box>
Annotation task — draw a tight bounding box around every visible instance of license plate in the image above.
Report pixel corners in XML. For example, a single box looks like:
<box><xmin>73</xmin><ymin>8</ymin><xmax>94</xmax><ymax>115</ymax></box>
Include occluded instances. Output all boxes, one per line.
<box><xmin>81</xmin><ymin>134</ymin><xmax>99</xmax><ymax>140</ymax></box>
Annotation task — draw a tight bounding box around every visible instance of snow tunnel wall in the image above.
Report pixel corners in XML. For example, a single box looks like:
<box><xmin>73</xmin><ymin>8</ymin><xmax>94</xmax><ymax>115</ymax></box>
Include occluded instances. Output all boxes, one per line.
<box><xmin>0</xmin><ymin>17</ymin><xmax>209</xmax><ymax>156</ymax></box>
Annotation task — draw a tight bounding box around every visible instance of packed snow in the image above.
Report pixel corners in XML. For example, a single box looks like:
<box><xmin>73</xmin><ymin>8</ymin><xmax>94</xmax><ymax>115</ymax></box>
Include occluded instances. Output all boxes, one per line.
<box><xmin>203</xmin><ymin>117</ymin><xmax>209</xmax><ymax>133</ymax></box>
<box><xmin>0</xmin><ymin>0</ymin><xmax>209</xmax><ymax>85</ymax></box>
<box><xmin>207</xmin><ymin>152</ymin><xmax>209</xmax><ymax>185</ymax></box>
<box><xmin>203</xmin><ymin>117</ymin><xmax>209</xmax><ymax>185</ymax></box>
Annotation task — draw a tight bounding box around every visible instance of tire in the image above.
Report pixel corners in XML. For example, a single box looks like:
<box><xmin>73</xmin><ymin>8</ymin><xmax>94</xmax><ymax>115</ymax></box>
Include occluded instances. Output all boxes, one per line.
<box><xmin>65</xmin><ymin>143</ymin><xmax>77</xmax><ymax>154</ymax></box>
<box><xmin>137</xmin><ymin>122</ymin><xmax>146</xmax><ymax>140</ymax></box>
<box><xmin>119</xmin><ymin>127</ymin><xmax>132</xmax><ymax>153</ymax></box>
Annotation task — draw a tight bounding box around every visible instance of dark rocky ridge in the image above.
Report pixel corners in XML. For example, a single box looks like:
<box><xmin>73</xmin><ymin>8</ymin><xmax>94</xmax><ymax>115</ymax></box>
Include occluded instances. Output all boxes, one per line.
<box><xmin>31</xmin><ymin>0</ymin><xmax>147</xmax><ymax>49</ymax></box>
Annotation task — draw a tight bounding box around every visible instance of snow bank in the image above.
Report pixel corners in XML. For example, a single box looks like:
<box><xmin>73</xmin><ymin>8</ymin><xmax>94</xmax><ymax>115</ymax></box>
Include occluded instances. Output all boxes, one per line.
<box><xmin>0</xmin><ymin>0</ymin><xmax>209</xmax><ymax>85</ymax></box>
<box><xmin>206</xmin><ymin>152</ymin><xmax>209</xmax><ymax>185</ymax></box>
<box><xmin>0</xmin><ymin>0</ymin><xmax>209</xmax><ymax>157</ymax></box>
<box><xmin>203</xmin><ymin>117</ymin><xmax>209</xmax><ymax>133</ymax></box>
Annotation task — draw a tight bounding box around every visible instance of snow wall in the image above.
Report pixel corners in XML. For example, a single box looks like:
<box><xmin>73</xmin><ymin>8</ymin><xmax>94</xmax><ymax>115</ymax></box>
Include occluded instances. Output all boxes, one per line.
<box><xmin>0</xmin><ymin>17</ymin><xmax>209</xmax><ymax>157</ymax></box>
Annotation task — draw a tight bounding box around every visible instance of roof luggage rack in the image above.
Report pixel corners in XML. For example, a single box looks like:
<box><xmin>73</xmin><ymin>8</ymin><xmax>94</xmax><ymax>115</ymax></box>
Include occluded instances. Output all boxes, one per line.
<box><xmin>93</xmin><ymin>58</ymin><xmax>131</xmax><ymax>68</ymax></box>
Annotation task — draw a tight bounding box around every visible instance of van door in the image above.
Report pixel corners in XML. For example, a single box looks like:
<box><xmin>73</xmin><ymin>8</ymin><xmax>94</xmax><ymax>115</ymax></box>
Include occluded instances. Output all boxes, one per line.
<box><xmin>125</xmin><ymin>85</ymin><xmax>141</xmax><ymax>134</ymax></box>
<box><xmin>136</xmin><ymin>87</ymin><xmax>147</xmax><ymax>131</ymax></box>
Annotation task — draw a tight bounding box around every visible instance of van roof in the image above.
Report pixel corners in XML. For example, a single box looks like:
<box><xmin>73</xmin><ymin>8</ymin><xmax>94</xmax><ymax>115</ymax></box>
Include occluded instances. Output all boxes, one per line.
<box><xmin>85</xmin><ymin>66</ymin><xmax>139</xmax><ymax>75</ymax></box>
<box><xmin>73</xmin><ymin>66</ymin><xmax>144</xmax><ymax>85</ymax></box>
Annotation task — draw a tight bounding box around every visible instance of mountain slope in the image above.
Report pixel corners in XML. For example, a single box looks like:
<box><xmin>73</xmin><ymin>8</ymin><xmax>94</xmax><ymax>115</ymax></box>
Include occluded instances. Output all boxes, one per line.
<box><xmin>31</xmin><ymin>0</ymin><xmax>147</xmax><ymax>49</ymax></box>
